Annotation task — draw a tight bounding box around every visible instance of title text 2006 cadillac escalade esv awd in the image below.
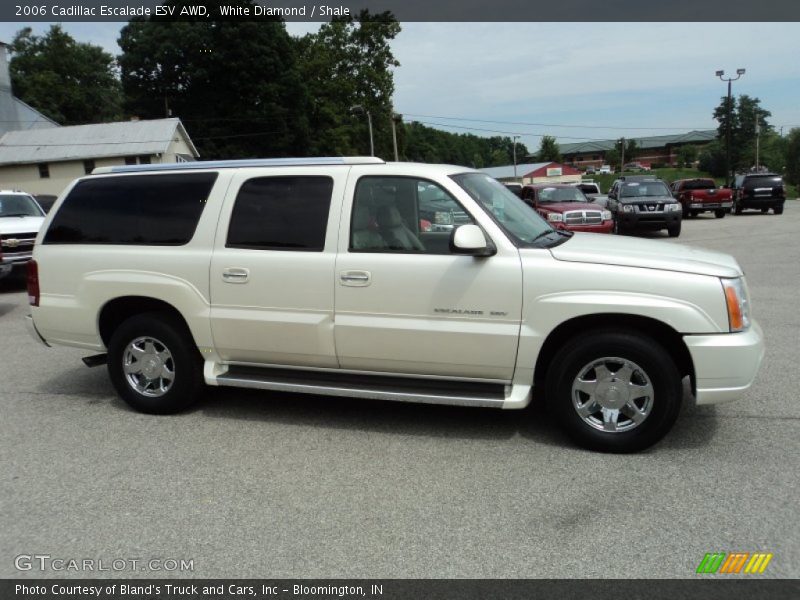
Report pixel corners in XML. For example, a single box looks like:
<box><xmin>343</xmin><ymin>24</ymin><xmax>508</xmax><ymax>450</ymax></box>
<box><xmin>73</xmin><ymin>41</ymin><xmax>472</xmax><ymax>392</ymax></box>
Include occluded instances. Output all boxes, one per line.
<box><xmin>26</xmin><ymin>157</ymin><xmax>764</xmax><ymax>452</ymax></box>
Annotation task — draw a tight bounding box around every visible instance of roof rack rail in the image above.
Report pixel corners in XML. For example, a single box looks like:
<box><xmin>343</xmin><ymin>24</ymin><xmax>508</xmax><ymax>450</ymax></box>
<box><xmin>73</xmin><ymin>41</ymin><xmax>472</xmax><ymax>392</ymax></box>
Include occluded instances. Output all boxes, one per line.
<box><xmin>92</xmin><ymin>156</ymin><xmax>385</xmax><ymax>175</ymax></box>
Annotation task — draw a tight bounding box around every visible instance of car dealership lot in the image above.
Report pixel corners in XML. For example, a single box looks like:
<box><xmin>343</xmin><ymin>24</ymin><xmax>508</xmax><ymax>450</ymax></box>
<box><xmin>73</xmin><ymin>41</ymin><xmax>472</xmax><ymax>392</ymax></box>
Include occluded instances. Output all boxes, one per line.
<box><xmin>1</xmin><ymin>203</ymin><xmax>798</xmax><ymax>579</ymax></box>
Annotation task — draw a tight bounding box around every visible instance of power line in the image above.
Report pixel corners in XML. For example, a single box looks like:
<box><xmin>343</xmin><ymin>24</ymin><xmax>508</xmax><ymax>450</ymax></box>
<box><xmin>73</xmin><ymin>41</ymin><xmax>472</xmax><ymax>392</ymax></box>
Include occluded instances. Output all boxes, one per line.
<box><xmin>409</xmin><ymin>120</ymin><xmax>612</xmax><ymax>142</ymax></box>
<box><xmin>401</xmin><ymin>112</ymin><xmax>715</xmax><ymax>131</ymax></box>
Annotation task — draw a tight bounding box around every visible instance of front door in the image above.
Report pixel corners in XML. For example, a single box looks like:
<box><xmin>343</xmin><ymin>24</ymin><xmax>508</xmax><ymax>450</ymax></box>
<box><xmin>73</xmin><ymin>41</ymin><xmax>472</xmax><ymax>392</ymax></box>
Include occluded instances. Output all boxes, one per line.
<box><xmin>334</xmin><ymin>171</ymin><xmax>523</xmax><ymax>381</ymax></box>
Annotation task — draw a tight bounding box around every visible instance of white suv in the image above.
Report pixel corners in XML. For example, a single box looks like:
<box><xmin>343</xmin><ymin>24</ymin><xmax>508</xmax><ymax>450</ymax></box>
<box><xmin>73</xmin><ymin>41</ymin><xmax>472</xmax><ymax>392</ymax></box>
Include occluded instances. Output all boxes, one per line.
<box><xmin>0</xmin><ymin>190</ymin><xmax>45</xmax><ymax>279</ymax></box>
<box><xmin>26</xmin><ymin>157</ymin><xmax>764</xmax><ymax>452</ymax></box>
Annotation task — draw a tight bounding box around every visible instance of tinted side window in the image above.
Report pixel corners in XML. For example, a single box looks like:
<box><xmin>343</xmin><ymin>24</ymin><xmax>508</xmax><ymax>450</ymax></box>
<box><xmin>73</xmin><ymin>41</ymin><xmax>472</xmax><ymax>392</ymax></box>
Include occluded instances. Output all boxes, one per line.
<box><xmin>44</xmin><ymin>173</ymin><xmax>217</xmax><ymax>245</ymax></box>
<box><xmin>227</xmin><ymin>176</ymin><xmax>333</xmax><ymax>251</ymax></box>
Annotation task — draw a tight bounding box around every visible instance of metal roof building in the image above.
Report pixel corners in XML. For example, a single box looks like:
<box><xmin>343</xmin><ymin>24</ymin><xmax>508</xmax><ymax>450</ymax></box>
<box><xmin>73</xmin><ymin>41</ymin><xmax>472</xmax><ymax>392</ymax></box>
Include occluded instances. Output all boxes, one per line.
<box><xmin>480</xmin><ymin>161</ymin><xmax>582</xmax><ymax>184</ymax></box>
<box><xmin>0</xmin><ymin>118</ymin><xmax>199</xmax><ymax>196</ymax></box>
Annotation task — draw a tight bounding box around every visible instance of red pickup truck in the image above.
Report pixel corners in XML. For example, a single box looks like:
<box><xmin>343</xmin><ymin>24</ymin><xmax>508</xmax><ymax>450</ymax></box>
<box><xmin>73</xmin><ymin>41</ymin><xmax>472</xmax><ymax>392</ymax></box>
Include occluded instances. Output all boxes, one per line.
<box><xmin>520</xmin><ymin>184</ymin><xmax>613</xmax><ymax>233</ymax></box>
<box><xmin>670</xmin><ymin>178</ymin><xmax>733</xmax><ymax>219</ymax></box>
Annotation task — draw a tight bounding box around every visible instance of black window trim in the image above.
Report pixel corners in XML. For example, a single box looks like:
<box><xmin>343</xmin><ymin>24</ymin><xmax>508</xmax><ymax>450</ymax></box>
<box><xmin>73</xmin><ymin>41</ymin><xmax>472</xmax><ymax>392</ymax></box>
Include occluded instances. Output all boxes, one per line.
<box><xmin>225</xmin><ymin>174</ymin><xmax>335</xmax><ymax>253</ymax></box>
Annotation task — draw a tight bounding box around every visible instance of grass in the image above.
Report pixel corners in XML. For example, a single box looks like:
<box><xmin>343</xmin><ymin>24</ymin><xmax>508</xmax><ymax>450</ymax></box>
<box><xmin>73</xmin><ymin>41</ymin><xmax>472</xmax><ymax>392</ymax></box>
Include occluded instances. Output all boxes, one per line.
<box><xmin>584</xmin><ymin>167</ymin><xmax>798</xmax><ymax>198</ymax></box>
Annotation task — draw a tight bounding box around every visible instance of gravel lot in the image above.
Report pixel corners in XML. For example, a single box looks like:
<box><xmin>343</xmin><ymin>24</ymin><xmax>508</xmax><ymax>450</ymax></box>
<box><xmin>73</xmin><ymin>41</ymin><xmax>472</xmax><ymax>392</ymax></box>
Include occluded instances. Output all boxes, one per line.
<box><xmin>1</xmin><ymin>202</ymin><xmax>798</xmax><ymax>579</ymax></box>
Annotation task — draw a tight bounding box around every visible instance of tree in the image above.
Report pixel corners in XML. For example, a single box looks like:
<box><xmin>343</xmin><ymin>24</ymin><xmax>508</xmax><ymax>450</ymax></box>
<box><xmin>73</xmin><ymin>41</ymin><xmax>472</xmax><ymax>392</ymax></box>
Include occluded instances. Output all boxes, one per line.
<box><xmin>713</xmin><ymin>94</ymin><xmax>772</xmax><ymax>172</ymax></box>
<box><xmin>118</xmin><ymin>1</ymin><xmax>311</xmax><ymax>159</ymax></box>
<box><xmin>537</xmin><ymin>136</ymin><xmax>561</xmax><ymax>162</ymax></box>
<box><xmin>401</xmin><ymin>122</ymin><xmax>528</xmax><ymax>167</ymax></box>
<box><xmin>615</xmin><ymin>138</ymin><xmax>638</xmax><ymax>165</ymax></box>
<box><xmin>297</xmin><ymin>11</ymin><xmax>401</xmax><ymax>158</ymax></box>
<box><xmin>9</xmin><ymin>25</ymin><xmax>122</xmax><ymax>125</ymax></box>
<box><xmin>604</xmin><ymin>148</ymin><xmax>620</xmax><ymax>169</ymax></box>
<box><xmin>784</xmin><ymin>128</ymin><xmax>800</xmax><ymax>186</ymax></box>
<box><xmin>676</xmin><ymin>145</ymin><xmax>698</xmax><ymax>168</ymax></box>
<box><xmin>698</xmin><ymin>140</ymin><xmax>726</xmax><ymax>178</ymax></box>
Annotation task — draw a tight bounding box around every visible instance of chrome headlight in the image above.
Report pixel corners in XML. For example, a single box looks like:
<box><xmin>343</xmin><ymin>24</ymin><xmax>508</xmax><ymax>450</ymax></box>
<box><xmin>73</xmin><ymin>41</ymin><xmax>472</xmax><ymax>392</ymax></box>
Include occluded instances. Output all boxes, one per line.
<box><xmin>601</xmin><ymin>210</ymin><xmax>612</xmax><ymax>220</ymax></box>
<box><xmin>666</xmin><ymin>203</ymin><xmax>682</xmax><ymax>212</ymax></box>
<box><xmin>547</xmin><ymin>213</ymin><xmax>563</xmax><ymax>222</ymax></box>
<box><xmin>721</xmin><ymin>277</ymin><xmax>751</xmax><ymax>332</ymax></box>
<box><xmin>622</xmin><ymin>205</ymin><xmax>635</xmax><ymax>213</ymax></box>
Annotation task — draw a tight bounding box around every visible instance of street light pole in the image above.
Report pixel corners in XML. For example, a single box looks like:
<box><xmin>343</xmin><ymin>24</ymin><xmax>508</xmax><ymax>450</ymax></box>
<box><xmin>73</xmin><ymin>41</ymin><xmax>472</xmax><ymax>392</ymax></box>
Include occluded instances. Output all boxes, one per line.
<box><xmin>513</xmin><ymin>135</ymin><xmax>520</xmax><ymax>180</ymax></box>
<box><xmin>716</xmin><ymin>68</ymin><xmax>745</xmax><ymax>186</ymax></box>
<box><xmin>349</xmin><ymin>105</ymin><xmax>374</xmax><ymax>156</ymax></box>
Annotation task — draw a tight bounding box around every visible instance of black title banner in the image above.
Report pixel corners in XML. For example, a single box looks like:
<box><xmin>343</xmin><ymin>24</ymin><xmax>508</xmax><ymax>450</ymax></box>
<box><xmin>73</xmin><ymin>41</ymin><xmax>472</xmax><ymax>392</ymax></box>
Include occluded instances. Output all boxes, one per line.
<box><xmin>4</xmin><ymin>0</ymin><xmax>800</xmax><ymax>22</ymax></box>
<box><xmin>3</xmin><ymin>579</ymin><xmax>800</xmax><ymax>600</ymax></box>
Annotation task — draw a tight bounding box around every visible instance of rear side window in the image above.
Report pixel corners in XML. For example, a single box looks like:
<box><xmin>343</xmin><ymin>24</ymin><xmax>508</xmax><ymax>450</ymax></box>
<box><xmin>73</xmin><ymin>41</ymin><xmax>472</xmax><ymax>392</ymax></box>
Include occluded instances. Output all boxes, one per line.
<box><xmin>44</xmin><ymin>173</ymin><xmax>217</xmax><ymax>245</ymax></box>
<box><xmin>226</xmin><ymin>176</ymin><xmax>333</xmax><ymax>251</ymax></box>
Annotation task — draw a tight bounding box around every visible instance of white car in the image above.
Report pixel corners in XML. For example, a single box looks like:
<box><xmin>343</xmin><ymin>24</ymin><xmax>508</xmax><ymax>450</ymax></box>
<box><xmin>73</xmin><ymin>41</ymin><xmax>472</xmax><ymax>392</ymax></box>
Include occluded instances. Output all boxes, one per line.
<box><xmin>599</xmin><ymin>165</ymin><xmax>613</xmax><ymax>174</ymax></box>
<box><xmin>0</xmin><ymin>190</ymin><xmax>46</xmax><ymax>279</ymax></box>
<box><xmin>26</xmin><ymin>158</ymin><xmax>764</xmax><ymax>452</ymax></box>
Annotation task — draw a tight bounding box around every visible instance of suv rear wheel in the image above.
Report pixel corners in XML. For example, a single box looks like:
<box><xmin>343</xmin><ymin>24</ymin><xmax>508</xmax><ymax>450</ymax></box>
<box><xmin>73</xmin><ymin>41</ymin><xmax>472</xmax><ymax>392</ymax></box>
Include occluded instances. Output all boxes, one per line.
<box><xmin>545</xmin><ymin>330</ymin><xmax>682</xmax><ymax>453</ymax></box>
<box><xmin>774</xmin><ymin>204</ymin><xmax>784</xmax><ymax>215</ymax></box>
<box><xmin>107</xmin><ymin>312</ymin><xmax>203</xmax><ymax>414</ymax></box>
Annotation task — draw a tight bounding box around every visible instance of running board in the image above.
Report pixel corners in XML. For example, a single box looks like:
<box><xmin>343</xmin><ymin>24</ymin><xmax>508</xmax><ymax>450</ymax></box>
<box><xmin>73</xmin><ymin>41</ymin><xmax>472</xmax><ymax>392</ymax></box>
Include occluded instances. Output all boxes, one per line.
<box><xmin>214</xmin><ymin>365</ymin><xmax>508</xmax><ymax>408</ymax></box>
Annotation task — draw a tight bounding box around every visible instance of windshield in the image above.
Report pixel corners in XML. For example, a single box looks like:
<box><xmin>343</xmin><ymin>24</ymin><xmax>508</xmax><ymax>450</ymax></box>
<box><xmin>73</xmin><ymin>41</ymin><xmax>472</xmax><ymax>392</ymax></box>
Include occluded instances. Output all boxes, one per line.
<box><xmin>451</xmin><ymin>173</ymin><xmax>553</xmax><ymax>245</ymax></box>
<box><xmin>0</xmin><ymin>194</ymin><xmax>43</xmax><ymax>217</ymax></box>
<box><xmin>620</xmin><ymin>182</ymin><xmax>671</xmax><ymax>198</ymax></box>
<box><xmin>538</xmin><ymin>187</ymin><xmax>588</xmax><ymax>203</ymax></box>
<box><xmin>681</xmin><ymin>179</ymin><xmax>716</xmax><ymax>191</ymax></box>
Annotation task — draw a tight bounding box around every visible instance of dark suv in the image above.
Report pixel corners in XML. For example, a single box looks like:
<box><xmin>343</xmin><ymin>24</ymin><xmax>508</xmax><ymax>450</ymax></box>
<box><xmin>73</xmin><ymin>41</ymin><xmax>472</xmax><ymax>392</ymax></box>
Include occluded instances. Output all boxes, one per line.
<box><xmin>607</xmin><ymin>178</ymin><xmax>682</xmax><ymax>237</ymax></box>
<box><xmin>730</xmin><ymin>173</ymin><xmax>785</xmax><ymax>215</ymax></box>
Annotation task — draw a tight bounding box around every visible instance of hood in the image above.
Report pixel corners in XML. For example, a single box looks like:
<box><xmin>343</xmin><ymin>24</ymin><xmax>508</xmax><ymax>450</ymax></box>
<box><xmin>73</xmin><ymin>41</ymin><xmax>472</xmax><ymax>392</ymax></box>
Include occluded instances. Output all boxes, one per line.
<box><xmin>538</xmin><ymin>202</ymin><xmax>603</xmax><ymax>213</ymax></box>
<box><xmin>0</xmin><ymin>215</ymin><xmax>45</xmax><ymax>235</ymax></box>
<box><xmin>548</xmin><ymin>232</ymin><xmax>742</xmax><ymax>278</ymax></box>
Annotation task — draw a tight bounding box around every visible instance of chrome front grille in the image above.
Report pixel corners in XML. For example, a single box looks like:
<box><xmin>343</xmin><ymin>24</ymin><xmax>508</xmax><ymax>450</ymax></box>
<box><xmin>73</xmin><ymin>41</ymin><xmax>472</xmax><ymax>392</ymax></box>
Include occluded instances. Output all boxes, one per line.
<box><xmin>0</xmin><ymin>233</ymin><xmax>36</xmax><ymax>261</ymax></box>
<box><xmin>564</xmin><ymin>210</ymin><xmax>603</xmax><ymax>225</ymax></box>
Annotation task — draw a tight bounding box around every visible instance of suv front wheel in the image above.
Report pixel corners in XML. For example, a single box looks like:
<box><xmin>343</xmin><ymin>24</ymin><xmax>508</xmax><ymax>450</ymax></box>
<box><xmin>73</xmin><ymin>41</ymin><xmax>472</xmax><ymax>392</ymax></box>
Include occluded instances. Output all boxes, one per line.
<box><xmin>107</xmin><ymin>312</ymin><xmax>204</xmax><ymax>414</ymax></box>
<box><xmin>545</xmin><ymin>330</ymin><xmax>682</xmax><ymax>453</ymax></box>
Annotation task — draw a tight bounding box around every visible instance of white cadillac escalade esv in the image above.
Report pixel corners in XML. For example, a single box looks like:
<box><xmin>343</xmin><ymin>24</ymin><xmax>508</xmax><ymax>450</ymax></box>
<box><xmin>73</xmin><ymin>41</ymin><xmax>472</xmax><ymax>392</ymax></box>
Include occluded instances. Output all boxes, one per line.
<box><xmin>25</xmin><ymin>157</ymin><xmax>764</xmax><ymax>452</ymax></box>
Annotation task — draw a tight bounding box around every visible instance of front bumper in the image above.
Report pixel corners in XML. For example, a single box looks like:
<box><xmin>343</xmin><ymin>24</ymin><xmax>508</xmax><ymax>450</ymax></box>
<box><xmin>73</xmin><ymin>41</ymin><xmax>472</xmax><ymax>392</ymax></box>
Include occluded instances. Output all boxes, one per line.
<box><xmin>556</xmin><ymin>221</ymin><xmax>614</xmax><ymax>234</ymax></box>
<box><xmin>619</xmin><ymin>211</ymin><xmax>681</xmax><ymax>229</ymax></box>
<box><xmin>684</xmin><ymin>321</ymin><xmax>764</xmax><ymax>405</ymax></box>
<box><xmin>0</xmin><ymin>262</ymin><xmax>12</xmax><ymax>279</ymax></box>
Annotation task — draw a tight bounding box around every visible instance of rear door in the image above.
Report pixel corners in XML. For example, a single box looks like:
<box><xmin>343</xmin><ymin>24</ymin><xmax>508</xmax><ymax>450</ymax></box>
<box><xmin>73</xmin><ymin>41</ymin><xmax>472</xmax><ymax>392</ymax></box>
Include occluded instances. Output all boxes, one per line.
<box><xmin>333</xmin><ymin>168</ymin><xmax>523</xmax><ymax>381</ymax></box>
<box><xmin>209</xmin><ymin>167</ymin><xmax>347</xmax><ymax>368</ymax></box>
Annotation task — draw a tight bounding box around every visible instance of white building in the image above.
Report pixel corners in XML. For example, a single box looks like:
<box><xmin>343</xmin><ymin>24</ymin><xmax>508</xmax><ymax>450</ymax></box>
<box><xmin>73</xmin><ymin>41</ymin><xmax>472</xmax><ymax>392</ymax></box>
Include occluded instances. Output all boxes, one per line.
<box><xmin>0</xmin><ymin>118</ymin><xmax>199</xmax><ymax>196</ymax></box>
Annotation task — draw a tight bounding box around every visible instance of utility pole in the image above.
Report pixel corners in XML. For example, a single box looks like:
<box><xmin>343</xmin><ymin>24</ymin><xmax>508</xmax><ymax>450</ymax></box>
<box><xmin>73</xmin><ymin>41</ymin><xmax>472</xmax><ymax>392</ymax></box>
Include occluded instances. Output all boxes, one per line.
<box><xmin>716</xmin><ymin>68</ymin><xmax>746</xmax><ymax>185</ymax></box>
<box><xmin>391</xmin><ymin>112</ymin><xmax>401</xmax><ymax>162</ymax></box>
<box><xmin>755</xmin><ymin>121</ymin><xmax>760</xmax><ymax>169</ymax></box>
<box><xmin>349</xmin><ymin>105</ymin><xmax>374</xmax><ymax>156</ymax></box>
<box><xmin>513</xmin><ymin>135</ymin><xmax>520</xmax><ymax>180</ymax></box>
<box><xmin>620</xmin><ymin>137</ymin><xmax>625</xmax><ymax>169</ymax></box>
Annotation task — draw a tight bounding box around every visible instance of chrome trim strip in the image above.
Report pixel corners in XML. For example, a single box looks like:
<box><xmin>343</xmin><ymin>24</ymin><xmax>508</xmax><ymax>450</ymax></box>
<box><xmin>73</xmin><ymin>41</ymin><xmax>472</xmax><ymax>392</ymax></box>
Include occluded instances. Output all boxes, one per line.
<box><xmin>222</xmin><ymin>360</ymin><xmax>509</xmax><ymax>385</ymax></box>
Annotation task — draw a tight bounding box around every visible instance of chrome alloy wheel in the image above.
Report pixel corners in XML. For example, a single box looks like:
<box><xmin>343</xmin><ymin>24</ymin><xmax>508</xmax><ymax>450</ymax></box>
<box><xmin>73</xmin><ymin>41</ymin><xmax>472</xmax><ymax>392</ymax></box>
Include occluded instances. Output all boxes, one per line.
<box><xmin>122</xmin><ymin>336</ymin><xmax>175</xmax><ymax>397</ymax></box>
<box><xmin>571</xmin><ymin>357</ymin><xmax>654</xmax><ymax>433</ymax></box>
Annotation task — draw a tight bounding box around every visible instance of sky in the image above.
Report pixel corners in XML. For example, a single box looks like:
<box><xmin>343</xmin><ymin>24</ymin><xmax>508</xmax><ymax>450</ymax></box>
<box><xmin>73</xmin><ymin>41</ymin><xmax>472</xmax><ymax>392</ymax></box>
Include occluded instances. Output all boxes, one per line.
<box><xmin>1</xmin><ymin>21</ymin><xmax>799</xmax><ymax>153</ymax></box>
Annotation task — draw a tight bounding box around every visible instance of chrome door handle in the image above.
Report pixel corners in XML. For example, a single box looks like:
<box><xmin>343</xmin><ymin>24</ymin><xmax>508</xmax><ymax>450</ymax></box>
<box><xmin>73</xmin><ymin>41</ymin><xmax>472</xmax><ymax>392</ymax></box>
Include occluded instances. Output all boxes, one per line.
<box><xmin>222</xmin><ymin>267</ymin><xmax>249</xmax><ymax>283</ymax></box>
<box><xmin>339</xmin><ymin>270</ymin><xmax>371</xmax><ymax>286</ymax></box>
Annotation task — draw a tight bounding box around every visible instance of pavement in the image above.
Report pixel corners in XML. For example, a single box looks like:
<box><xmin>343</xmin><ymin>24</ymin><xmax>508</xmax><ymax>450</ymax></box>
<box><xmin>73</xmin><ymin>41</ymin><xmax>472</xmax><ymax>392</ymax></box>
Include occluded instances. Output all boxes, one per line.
<box><xmin>1</xmin><ymin>202</ymin><xmax>798</xmax><ymax>579</ymax></box>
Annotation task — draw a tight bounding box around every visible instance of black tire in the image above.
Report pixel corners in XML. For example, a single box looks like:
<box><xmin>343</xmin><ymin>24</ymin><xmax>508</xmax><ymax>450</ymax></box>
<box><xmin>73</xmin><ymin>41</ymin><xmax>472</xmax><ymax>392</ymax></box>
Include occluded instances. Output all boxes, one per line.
<box><xmin>734</xmin><ymin>199</ymin><xmax>743</xmax><ymax>215</ymax></box>
<box><xmin>689</xmin><ymin>210</ymin><xmax>698</xmax><ymax>218</ymax></box>
<box><xmin>761</xmin><ymin>207</ymin><xmax>769</xmax><ymax>214</ymax></box>
<box><xmin>107</xmin><ymin>312</ymin><xmax>203</xmax><ymax>414</ymax></box>
<box><xmin>545</xmin><ymin>330</ymin><xmax>682</xmax><ymax>453</ymax></box>
<box><xmin>667</xmin><ymin>222</ymin><xmax>681</xmax><ymax>237</ymax></box>
<box><xmin>774</xmin><ymin>204</ymin><xmax>784</xmax><ymax>215</ymax></box>
<box><xmin>714</xmin><ymin>209</ymin><xmax>725</xmax><ymax>219</ymax></box>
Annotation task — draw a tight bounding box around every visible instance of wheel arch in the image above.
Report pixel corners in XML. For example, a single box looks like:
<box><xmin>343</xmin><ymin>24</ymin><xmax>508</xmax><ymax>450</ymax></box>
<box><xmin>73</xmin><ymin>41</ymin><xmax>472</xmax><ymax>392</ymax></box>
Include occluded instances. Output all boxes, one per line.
<box><xmin>98</xmin><ymin>296</ymin><xmax>196</xmax><ymax>349</ymax></box>
<box><xmin>533</xmin><ymin>313</ymin><xmax>695</xmax><ymax>393</ymax></box>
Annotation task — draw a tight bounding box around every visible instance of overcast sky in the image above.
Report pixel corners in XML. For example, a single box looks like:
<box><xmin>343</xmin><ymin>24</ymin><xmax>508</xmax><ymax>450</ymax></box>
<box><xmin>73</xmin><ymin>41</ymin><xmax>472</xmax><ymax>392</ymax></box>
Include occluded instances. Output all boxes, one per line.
<box><xmin>1</xmin><ymin>21</ymin><xmax>798</xmax><ymax>152</ymax></box>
